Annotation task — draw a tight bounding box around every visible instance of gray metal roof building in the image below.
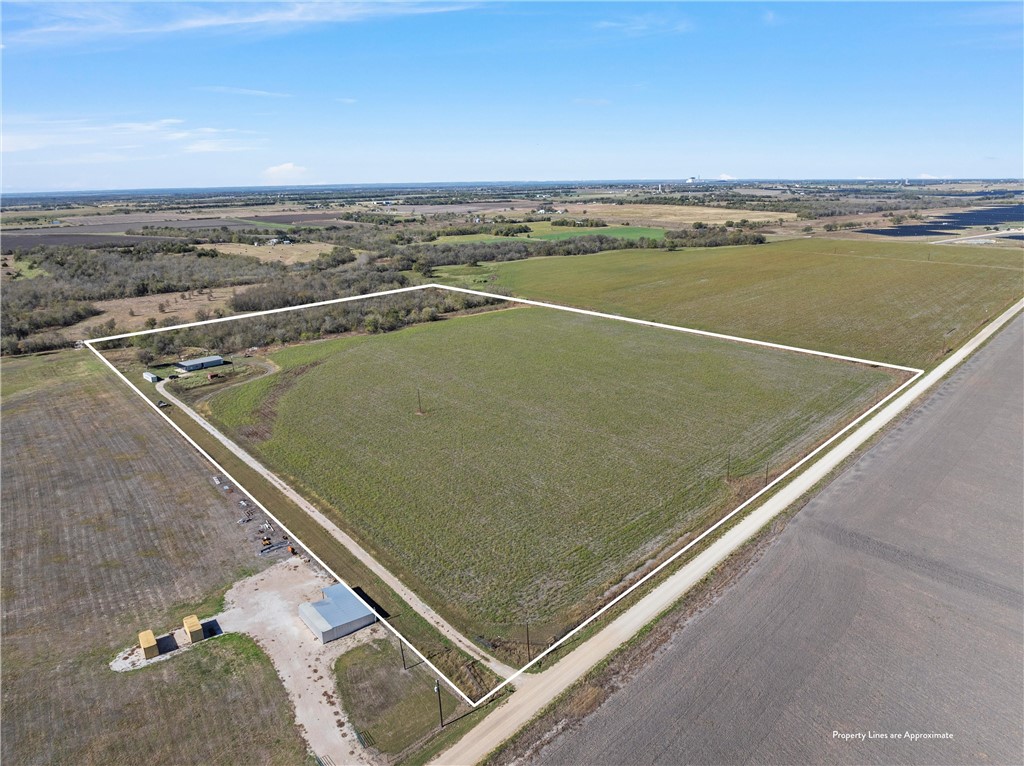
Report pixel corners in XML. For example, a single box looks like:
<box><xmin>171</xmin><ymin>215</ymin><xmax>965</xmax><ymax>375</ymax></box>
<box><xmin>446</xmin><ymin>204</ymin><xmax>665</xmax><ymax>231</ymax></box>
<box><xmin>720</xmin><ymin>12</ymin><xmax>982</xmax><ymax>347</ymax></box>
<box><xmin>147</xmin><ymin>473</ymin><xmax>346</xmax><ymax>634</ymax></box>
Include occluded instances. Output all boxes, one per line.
<box><xmin>175</xmin><ymin>355</ymin><xmax>225</xmax><ymax>372</ymax></box>
<box><xmin>299</xmin><ymin>583</ymin><xmax>376</xmax><ymax>643</ymax></box>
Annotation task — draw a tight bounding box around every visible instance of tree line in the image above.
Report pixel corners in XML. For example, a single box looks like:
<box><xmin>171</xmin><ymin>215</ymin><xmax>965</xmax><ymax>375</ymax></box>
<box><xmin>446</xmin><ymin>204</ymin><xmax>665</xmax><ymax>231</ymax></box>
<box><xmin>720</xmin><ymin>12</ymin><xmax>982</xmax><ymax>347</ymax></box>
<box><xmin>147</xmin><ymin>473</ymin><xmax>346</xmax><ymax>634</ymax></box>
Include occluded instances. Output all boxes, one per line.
<box><xmin>663</xmin><ymin>227</ymin><xmax>767</xmax><ymax>247</ymax></box>
<box><xmin>550</xmin><ymin>218</ymin><xmax>607</xmax><ymax>227</ymax></box>
<box><xmin>112</xmin><ymin>287</ymin><xmax>501</xmax><ymax>362</ymax></box>
<box><xmin>1</xmin><ymin>243</ymin><xmax>281</xmax><ymax>354</ymax></box>
<box><xmin>2</xmin><ymin>210</ymin><xmax>769</xmax><ymax>356</ymax></box>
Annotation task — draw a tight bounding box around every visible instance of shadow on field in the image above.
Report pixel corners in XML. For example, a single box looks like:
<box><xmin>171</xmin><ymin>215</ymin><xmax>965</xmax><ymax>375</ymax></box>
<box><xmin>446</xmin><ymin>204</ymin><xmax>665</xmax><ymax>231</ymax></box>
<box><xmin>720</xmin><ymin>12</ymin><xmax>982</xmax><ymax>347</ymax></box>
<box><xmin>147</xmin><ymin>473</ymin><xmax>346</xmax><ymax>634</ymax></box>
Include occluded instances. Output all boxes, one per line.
<box><xmin>156</xmin><ymin>634</ymin><xmax>179</xmax><ymax>654</ymax></box>
<box><xmin>442</xmin><ymin>686</ymin><xmax>512</xmax><ymax>727</ymax></box>
<box><xmin>353</xmin><ymin>587</ymin><xmax>389</xmax><ymax>620</ymax></box>
<box><xmin>203</xmin><ymin>619</ymin><xmax>223</xmax><ymax>638</ymax></box>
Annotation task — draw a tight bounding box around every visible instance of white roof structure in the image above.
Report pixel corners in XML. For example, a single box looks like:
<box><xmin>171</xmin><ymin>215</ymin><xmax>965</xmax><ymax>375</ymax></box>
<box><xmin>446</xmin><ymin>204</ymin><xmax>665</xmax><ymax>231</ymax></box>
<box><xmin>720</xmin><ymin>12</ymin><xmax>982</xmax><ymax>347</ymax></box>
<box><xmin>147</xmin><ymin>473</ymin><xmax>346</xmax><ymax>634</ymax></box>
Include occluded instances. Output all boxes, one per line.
<box><xmin>299</xmin><ymin>584</ymin><xmax>375</xmax><ymax>643</ymax></box>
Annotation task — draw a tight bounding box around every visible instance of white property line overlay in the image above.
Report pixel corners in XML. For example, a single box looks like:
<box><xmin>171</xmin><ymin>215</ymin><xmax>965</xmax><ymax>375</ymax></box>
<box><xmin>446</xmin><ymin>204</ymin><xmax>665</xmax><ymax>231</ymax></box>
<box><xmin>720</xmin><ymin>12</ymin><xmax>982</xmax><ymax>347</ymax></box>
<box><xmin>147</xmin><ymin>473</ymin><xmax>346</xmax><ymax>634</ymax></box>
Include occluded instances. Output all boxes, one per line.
<box><xmin>85</xmin><ymin>283</ymin><xmax>924</xmax><ymax>706</ymax></box>
<box><xmin>84</xmin><ymin>342</ymin><xmax>474</xmax><ymax>703</ymax></box>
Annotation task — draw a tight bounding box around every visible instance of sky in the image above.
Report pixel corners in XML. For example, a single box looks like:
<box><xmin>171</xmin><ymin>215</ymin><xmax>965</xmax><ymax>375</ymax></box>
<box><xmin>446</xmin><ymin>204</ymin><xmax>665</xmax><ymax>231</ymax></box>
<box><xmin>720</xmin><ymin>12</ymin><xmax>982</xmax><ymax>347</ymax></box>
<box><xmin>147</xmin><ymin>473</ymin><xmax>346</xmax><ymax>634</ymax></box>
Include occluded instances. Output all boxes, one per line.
<box><xmin>2</xmin><ymin>1</ymin><xmax>1022</xmax><ymax>192</ymax></box>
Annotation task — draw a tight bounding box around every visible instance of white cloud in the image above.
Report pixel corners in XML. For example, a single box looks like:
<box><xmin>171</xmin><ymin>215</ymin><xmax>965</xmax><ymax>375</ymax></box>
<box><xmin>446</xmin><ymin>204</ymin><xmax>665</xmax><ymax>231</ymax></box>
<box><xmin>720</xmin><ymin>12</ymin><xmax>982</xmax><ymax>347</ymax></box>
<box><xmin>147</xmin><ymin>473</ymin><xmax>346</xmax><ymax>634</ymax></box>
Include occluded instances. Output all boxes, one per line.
<box><xmin>918</xmin><ymin>173</ymin><xmax>940</xmax><ymax>179</ymax></box>
<box><xmin>762</xmin><ymin>10</ymin><xmax>779</xmax><ymax>27</ymax></box>
<box><xmin>594</xmin><ymin>14</ymin><xmax>692</xmax><ymax>37</ymax></box>
<box><xmin>184</xmin><ymin>138</ymin><xmax>258</xmax><ymax>154</ymax></box>
<box><xmin>197</xmin><ymin>85</ymin><xmax>291</xmax><ymax>98</ymax></box>
<box><xmin>110</xmin><ymin>118</ymin><xmax>185</xmax><ymax>132</ymax></box>
<box><xmin>263</xmin><ymin>162</ymin><xmax>308</xmax><ymax>182</ymax></box>
<box><xmin>6</xmin><ymin>2</ymin><xmax>471</xmax><ymax>47</ymax></box>
<box><xmin>2</xmin><ymin>132</ymin><xmax>85</xmax><ymax>152</ymax></box>
<box><xmin>167</xmin><ymin>126</ymin><xmax>246</xmax><ymax>141</ymax></box>
<box><xmin>336</xmin><ymin>98</ymin><xmax>358</xmax><ymax>105</ymax></box>
<box><xmin>1</xmin><ymin>115</ymin><xmax>258</xmax><ymax>158</ymax></box>
<box><xmin>718</xmin><ymin>173</ymin><xmax>736</xmax><ymax>181</ymax></box>
<box><xmin>1</xmin><ymin>117</ymin><xmax>184</xmax><ymax>153</ymax></box>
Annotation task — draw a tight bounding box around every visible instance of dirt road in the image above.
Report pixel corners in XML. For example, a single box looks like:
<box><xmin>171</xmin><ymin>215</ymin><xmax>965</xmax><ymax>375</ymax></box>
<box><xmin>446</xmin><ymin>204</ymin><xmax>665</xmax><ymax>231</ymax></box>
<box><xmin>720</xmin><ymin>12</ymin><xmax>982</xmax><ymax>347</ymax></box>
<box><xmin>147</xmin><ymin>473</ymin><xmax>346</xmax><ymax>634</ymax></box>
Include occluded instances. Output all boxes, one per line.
<box><xmin>931</xmin><ymin>227</ymin><xmax>1024</xmax><ymax>245</ymax></box>
<box><xmin>431</xmin><ymin>299</ymin><xmax>1023</xmax><ymax>765</ymax></box>
<box><xmin>155</xmin><ymin>379</ymin><xmax>516</xmax><ymax>681</ymax></box>
<box><xmin>534</xmin><ymin>314</ymin><xmax>1023</xmax><ymax>765</ymax></box>
<box><xmin>217</xmin><ymin>559</ymin><xmax>383</xmax><ymax>765</ymax></box>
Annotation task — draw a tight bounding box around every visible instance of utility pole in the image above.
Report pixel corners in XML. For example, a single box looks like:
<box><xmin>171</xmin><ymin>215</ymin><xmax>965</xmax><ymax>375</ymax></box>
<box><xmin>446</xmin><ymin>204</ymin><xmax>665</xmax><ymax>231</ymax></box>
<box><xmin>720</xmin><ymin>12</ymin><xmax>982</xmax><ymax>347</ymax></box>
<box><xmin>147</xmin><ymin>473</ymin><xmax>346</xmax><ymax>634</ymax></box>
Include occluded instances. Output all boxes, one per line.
<box><xmin>764</xmin><ymin>461</ymin><xmax>770</xmax><ymax>487</ymax></box>
<box><xmin>433</xmin><ymin>680</ymin><xmax>444</xmax><ymax>729</ymax></box>
<box><xmin>399</xmin><ymin>638</ymin><xmax>407</xmax><ymax>670</ymax></box>
<box><xmin>525</xmin><ymin>622</ymin><xmax>531</xmax><ymax>663</ymax></box>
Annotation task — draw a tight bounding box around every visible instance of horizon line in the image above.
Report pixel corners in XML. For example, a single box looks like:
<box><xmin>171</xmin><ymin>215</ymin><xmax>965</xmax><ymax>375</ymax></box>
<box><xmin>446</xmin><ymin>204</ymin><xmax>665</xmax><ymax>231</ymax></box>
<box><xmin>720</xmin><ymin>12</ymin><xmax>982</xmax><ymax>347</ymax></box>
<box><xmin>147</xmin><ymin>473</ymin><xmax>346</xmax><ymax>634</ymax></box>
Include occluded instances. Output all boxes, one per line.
<box><xmin>5</xmin><ymin>176</ymin><xmax>1024</xmax><ymax>198</ymax></box>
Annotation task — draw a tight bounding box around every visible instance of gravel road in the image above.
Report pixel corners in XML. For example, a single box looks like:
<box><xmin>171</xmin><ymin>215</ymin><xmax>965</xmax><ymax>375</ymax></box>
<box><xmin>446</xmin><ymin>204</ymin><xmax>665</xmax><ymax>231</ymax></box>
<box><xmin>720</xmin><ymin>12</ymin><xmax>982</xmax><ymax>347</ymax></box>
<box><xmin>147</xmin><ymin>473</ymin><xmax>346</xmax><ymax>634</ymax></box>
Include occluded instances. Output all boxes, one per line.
<box><xmin>532</xmin><ymin>314</ymin><xmax>1023</xmax><ymax>766</ymax></box>
<box><xmin>155</xmin><ymin>378</ymin><xmax>516</xmax><ymax>682</ymax></box>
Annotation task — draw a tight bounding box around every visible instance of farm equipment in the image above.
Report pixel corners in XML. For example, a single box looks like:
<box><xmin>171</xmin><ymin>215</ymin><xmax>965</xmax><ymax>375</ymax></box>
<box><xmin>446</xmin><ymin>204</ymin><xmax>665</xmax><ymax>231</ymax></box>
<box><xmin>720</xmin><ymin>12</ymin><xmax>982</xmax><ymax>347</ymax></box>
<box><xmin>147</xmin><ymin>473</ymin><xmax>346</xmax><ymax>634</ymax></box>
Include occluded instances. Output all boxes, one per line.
<box><xmin>258</xmin><ymin>539</ymin><xmax>292</xmax><ymax>556</ymax></box>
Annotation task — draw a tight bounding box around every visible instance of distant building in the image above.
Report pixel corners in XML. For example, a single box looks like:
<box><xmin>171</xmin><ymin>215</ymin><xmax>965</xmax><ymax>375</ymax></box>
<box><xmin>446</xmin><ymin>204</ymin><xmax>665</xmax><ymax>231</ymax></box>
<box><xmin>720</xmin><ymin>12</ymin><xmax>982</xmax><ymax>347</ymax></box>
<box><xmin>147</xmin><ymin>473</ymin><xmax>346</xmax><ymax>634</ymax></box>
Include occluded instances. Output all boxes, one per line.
<box><xmin>142</xmin><ymin>372</ymin><xmax>160</xmax><ymax>383</ymax></box>
<box><xmin>175</xmin><ymin>355</ymin><xmax>224</xmax><ymax>372</ymax></box>
<box><xmin>299</xmin><ymin>583</ymin><xmax>375</xmax><ymax>643</ymax></box>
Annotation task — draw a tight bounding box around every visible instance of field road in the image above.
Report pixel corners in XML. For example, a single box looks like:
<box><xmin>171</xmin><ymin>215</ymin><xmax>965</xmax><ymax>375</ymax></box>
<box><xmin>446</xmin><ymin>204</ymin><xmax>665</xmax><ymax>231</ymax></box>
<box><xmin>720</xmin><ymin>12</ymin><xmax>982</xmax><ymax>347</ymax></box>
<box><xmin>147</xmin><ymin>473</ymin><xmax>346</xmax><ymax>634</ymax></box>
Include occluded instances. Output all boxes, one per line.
<box><xmin>154</xmin><ymin>380</ymin><xmax>517</xmax><ymax>681</ymax></box>
<box><xmin>931</xmin><ymin>227</ymin><xmax>1024</xmax><ymax>245</ymax></box>
<box><xmin>431</xmin><ymin>298</ymin><xmax>1023</xmax><ymax>766</ymax></box>
<box><xmin>533</xmin><ymin>313</ymin><xmax>1023</xmax><ymax>765</ymax></box>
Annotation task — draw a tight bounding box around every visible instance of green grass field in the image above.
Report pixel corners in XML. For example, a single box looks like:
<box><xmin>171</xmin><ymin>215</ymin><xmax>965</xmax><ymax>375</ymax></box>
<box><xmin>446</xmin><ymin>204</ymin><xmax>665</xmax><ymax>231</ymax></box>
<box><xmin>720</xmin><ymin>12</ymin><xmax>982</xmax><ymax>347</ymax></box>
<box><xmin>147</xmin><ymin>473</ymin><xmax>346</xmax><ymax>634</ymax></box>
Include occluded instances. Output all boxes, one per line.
<box><xmin>4</xmin><ymin>257</ymin><xmax>49</xmax><ymax>280</ymax></box>
<box><xmin>523</xmin><ymin>222</ymin><xmax>665</xmax><ymax>241</ymax></box>
<box><xmin>206</xmin><ymin>307</ymin><xmax>900</xmax><ymax>641</ymax></box>
<box><xmin>432</xmin><ymin>233</ymin><xmax>512</xmax><ymax>244</ymax></box>
<box><xmin>436</xmin><ymin>239</ymin><xmax>1023</xmax><ymax>369</ymax></box>
<box><xmin>432</xmin><ymin>222</ymin><xmax>664</xmax><ymax>245</ymax></box>
<box><xmin>335</xmin><ymin>639</ymin><xmax>462</xmax><ymax>756</ymax></box>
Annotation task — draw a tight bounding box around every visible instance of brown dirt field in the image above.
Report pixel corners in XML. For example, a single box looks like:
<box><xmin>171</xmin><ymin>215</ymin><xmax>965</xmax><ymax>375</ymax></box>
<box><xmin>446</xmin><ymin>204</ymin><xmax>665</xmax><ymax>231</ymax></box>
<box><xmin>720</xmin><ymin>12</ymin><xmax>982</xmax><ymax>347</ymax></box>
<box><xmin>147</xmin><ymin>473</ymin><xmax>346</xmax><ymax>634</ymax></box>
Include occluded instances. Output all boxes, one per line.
<box><xmin>1</xmin><ymin>233</ymin><xmax>180</xmax><ymax>251</ymax></box>
<box><xmin>0</xmin><ymin>206</ymin><xmax>100</xmax><ymax>225</ymax></box>
<box><xmin>553</xmin><ymin>203</ymin><xmax>798</xmax><ymax>227</ymax></box>
<box><xmin>63</xmin><ymin>289</ymin><xmax>242</xmax><ymax>341</ymax></box>
<box><xmin>212</xmin><ymin>241</ymin><xmax>333</xmax><ymax>264</ymax></box>
<box><xmin>0</xmin><ymin>350</ymin><xmax>308</xmax><ymax>765</ymax></box>
<box><xmin>385</xmin><ymin>201</ymin><xmax>796</xmax><ymax>226</ymax></box>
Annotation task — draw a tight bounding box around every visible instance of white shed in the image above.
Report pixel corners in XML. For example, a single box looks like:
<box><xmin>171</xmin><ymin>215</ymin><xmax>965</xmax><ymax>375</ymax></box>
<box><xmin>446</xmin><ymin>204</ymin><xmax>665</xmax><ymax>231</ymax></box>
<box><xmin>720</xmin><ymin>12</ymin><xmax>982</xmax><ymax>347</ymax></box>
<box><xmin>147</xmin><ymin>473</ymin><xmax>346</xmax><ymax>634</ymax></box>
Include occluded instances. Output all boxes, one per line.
<box><xmin>143</xmin><ymin>371</ymin><xmax>160</xmax><ymax>383</ymax></box>
<box><xmin>299</xmin><ymin>583</ymin><xmax>375</xmax><ymax>643</ymax></box>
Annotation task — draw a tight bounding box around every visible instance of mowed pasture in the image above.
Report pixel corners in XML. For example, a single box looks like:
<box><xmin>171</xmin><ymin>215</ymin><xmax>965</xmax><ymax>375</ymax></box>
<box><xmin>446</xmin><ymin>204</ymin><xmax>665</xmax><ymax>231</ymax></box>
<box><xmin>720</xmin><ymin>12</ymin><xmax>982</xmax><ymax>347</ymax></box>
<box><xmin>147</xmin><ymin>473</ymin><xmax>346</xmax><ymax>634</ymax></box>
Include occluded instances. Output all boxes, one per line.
<box><xmin>522</xmin><ymin>222</ymin><xmax>664</xmax><ymax>241</ymax></box>
<box><xmin>334</xmin><ymin>639</ymin><xmax>463</xmax><ymax>755</ymax></box>
<box><xmin>1</xmin><ymin>351</ymin><xmax>306</xmax><ymax>765</ymax></box>
<box><xmin>555</xmin><ymin>203</ymin><xmax>797</xmax><ymax>227</ymax></box>
<box><xmin>438</xmin><ymin>239</ymin><xmax>1024</xmax><ymax>369</ymax></box>
<box><xmin>204</xmin><ymin>307</ymin><xmax>901</xmax><ymax>642</ymax></box>
<box><xmin>433</xmin><ymin>222</ymin><xmax>665</xmax><ymax>245</ymax></box>
<box><xmin>212</xmin><ymin>241</ymin><xmax>334</xmax><ymax>264</ymax></box>
<box><xmin>63</xmin><ymin>288</ymin><xmax>240</xmax><ymax>340</ymax></box>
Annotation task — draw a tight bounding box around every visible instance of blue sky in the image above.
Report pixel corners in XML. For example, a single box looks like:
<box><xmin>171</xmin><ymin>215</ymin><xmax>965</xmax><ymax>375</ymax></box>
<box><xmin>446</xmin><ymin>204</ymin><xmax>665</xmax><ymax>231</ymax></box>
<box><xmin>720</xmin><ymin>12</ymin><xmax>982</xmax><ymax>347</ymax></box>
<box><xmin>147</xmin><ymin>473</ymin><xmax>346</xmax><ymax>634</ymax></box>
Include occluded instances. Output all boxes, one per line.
<box><xmin>2</xmin><ymin>1</ymin><xmax>1022</xmax><ymax>192</ymax></box>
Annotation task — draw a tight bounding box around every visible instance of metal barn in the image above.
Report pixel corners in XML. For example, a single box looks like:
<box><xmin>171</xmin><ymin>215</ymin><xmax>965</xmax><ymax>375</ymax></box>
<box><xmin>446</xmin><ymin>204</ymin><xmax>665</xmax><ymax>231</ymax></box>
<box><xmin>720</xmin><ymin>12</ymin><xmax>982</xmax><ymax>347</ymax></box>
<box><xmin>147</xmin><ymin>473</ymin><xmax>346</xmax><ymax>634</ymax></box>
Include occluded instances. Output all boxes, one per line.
<box><xmin>175</xmin><ymin>355</ymin><xmax>225</xmax><ymax>372</ymax></box>
<box><xmin>299</xmin><ymin>584</ymin><xmax>375</xmax><ymax>643</ymax></box>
